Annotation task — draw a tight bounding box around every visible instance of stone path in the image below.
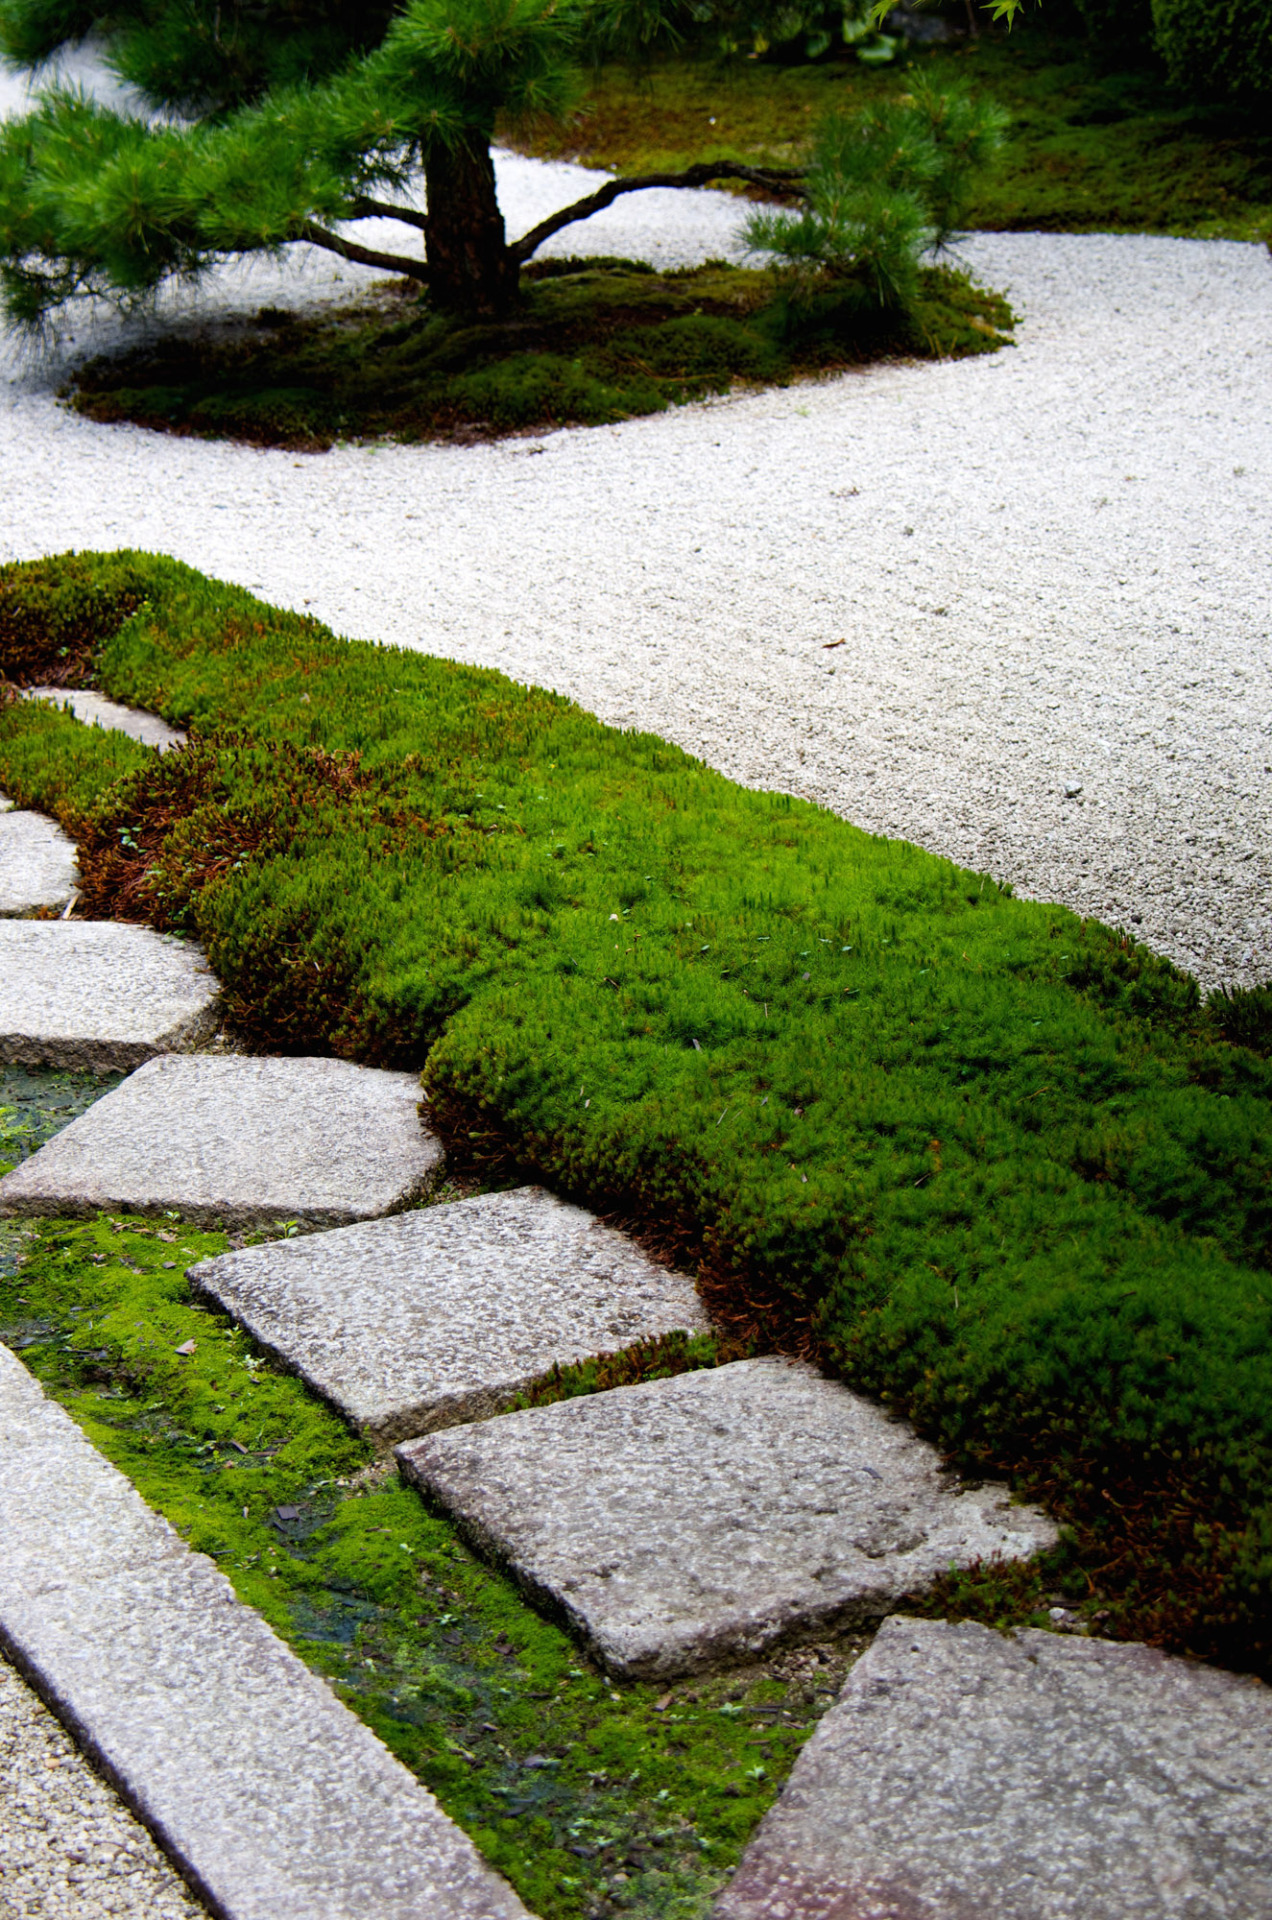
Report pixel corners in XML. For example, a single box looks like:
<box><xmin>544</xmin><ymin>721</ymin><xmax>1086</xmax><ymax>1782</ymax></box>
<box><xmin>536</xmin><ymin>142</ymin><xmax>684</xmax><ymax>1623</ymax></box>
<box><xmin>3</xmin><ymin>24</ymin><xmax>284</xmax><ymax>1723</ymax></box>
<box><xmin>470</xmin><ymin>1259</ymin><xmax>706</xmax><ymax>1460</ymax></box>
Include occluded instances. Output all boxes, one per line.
<box><xmin>189</xmin><ymin>1184</ymin><xmax>710</xmax><ymax>1444</ymax></box>
<box><xmin>714</xmin><ymin>1614</ymin><xmax>1272</xmax><ymax>1920</ymax></box>
<box><xmin>397</xmin><ymin>1358</ymin><xmax>1057</xmax><ymax>1680</ymax></box>
<box><xmin>0</xmin><ymin>1053</ymin><xmax>444</xmax><ymax>1228</ymax></box>
<box><xmin>0</xmin><ymin>922</ymin><xmax>220</xmax><ymax>1072</ymax></box>
<box><xmin>0</xmin><ymin>1345</ymin><xmax>531</xmax><ymax>1920</ymax></box>
<box><xmin>1</xmin><ymin>696</ymin><xmax>1268</xmax><ymax>1916</ymax></box>
<box><xmin>0</xmin><ymin>797</ymin><xmax>78</xmax><ymax>914</ymax></box>
<box><xmin>23</xmin><ymin>687</ymin><xmax>186</xmax><ymax>753</ymax></box>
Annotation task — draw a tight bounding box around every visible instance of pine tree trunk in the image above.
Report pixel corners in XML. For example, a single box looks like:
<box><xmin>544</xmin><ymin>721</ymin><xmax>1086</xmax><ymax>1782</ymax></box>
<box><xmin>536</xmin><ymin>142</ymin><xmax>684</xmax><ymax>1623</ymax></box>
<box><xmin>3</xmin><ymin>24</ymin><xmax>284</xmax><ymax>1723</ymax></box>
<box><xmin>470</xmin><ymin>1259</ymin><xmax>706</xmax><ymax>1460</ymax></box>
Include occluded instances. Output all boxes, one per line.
<box><xmin>423</xmin><ymin>136</ymin><xmax>517</xmax><ymax>317</ymax></box>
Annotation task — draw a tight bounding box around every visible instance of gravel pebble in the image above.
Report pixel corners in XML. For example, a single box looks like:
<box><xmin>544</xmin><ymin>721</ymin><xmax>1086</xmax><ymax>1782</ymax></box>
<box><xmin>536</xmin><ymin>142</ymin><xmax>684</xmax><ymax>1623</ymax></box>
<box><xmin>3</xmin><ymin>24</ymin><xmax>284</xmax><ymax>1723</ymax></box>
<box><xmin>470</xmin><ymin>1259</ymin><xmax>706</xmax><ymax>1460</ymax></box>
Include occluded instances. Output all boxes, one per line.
<box><xmin>1</xmin><ymin>60</ymin><xmax>1268</xmax><ymax>988</ymax></box>
<box><xmin>0</xmin><ymin>1655</ymin><xmax>205</xmax><ymax>1919</ymax></box>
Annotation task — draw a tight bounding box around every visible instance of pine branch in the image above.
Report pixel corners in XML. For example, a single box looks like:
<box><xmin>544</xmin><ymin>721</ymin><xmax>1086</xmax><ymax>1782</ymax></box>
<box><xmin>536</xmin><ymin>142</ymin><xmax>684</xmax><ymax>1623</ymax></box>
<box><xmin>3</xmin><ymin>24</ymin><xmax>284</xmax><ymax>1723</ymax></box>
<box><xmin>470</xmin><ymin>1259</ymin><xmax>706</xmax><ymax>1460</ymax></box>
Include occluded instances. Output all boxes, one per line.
<box><xmin>347</xmin><ymin>195</ymin><xmax>429</xmax><ymax>231</ymax></box>
<box><xmin>299</xmin><ymin>220</ymin><xmax>429</xmax><ymax>282</ymax></box>
<box><xmin>507</xmin><ymin>161</ymin><xmax>806</xmax><ymax>265</ymax></box>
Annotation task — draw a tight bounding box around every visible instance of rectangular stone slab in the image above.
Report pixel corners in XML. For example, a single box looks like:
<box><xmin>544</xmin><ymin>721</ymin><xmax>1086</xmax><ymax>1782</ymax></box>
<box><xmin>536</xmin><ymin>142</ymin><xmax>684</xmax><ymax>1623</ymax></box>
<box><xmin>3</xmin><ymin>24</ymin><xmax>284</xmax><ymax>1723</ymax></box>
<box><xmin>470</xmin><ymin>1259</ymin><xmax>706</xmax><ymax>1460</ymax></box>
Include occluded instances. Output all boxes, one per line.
<box><xmin>23</xmin><ymin>687</ymin><xmax>186</xmax><ymax>753</ymax></box>
<box><xmin>0</xmin><ymin>1053</ymin><xmax>443</xmax><ymax>1229</ymax></box>
<box><xmin>0</xmin><ymin>1345</ymin><xmax>530</xmax><ymax>1920</ymax></box>
<box><xmin>714</xmin><ymin>1614</ymin><xmax>1272</xmax><ymax>1920</ymax></box>
<box><xmin>190</xmin><ymin>1185</ymin><xmax>710</xmax><ymax>1445</ymax></box>
<box><xmin>0</xmin><ymin>809</ymin><xmax>78</xmax><ymax>915</ymax></box>
<box><xmin>0</xmin><ymin>921</ymin><xmax>220</xmax><ymax>1071</ymax></box>
<box><xmin>397</xmin><ymin>1357</ymin><xmax>1057</xmax><ymax>1680</ymax></box>
<box><xmin>0</xmin><ymin>1349</ymin><xmax>188</xmax><ymax>1595</ymax></box>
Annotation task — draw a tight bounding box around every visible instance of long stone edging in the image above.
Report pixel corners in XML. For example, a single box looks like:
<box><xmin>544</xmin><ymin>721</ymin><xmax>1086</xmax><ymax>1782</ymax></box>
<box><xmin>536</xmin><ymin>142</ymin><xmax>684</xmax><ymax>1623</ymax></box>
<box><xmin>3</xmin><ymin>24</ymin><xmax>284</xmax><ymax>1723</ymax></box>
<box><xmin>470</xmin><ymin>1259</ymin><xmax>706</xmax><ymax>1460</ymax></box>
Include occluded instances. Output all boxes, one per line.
<box><xmin>0</xmin><ymin>1342</ymin><xmax>532</xmax><ymax>1920</ymax></box>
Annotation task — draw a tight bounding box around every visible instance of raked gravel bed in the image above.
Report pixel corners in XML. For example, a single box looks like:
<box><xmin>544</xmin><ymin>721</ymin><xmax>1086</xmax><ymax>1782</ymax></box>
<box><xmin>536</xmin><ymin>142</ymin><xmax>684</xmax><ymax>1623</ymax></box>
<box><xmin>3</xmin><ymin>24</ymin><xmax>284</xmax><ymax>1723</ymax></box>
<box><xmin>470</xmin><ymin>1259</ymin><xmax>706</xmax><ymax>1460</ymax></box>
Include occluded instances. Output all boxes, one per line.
<box><xmin>2</xmin><ymin>54</ymin><xmax>1270</xmax><ymax>988</ymax></box>
<box><xmin>0</xmin><ymin>1655</ymin><xmax>204</xmax><ymax>1920</ymax></box>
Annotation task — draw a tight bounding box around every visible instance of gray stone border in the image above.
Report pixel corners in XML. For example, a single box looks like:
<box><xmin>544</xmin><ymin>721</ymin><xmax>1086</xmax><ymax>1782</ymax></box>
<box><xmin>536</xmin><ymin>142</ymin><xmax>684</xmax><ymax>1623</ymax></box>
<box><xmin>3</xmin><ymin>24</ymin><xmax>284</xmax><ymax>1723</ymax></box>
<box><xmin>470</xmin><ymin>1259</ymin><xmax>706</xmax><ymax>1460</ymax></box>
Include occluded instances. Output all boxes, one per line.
<box><xmin>0</xmin><ymin>1343</ymin><xmax>531</xmax><ymax>1920</ymax></box>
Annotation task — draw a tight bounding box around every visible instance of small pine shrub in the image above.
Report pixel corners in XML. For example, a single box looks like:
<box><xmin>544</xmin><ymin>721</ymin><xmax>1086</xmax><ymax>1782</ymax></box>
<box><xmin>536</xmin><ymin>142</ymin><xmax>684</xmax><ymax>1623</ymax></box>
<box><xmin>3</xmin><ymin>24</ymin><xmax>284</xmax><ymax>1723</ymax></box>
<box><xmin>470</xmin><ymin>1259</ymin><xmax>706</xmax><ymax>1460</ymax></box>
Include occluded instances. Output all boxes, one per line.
<box><xmin>745</xmin><ymin>78</ymin><xmax>1009</xmax><ymax>313</ymax></box>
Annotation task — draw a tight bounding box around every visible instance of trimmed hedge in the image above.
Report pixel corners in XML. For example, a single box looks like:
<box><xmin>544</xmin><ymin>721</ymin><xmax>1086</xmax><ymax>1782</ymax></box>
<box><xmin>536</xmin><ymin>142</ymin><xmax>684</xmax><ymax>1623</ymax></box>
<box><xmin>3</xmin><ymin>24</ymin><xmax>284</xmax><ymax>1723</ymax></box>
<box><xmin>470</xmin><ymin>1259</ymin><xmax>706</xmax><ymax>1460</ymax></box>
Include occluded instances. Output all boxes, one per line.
<box><xmin>3</xmin><ymin>550</ymin><xmax>1271</xmax><ymax>1664</ymax></box>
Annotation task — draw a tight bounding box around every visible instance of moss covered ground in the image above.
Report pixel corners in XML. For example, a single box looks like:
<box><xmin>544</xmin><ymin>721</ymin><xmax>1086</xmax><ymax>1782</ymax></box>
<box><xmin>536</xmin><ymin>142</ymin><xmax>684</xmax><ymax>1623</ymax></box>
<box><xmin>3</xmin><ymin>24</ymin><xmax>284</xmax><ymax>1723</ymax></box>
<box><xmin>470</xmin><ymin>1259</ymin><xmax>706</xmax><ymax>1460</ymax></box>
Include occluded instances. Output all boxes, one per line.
<box><xmin>2</xmin><ymin>550</ymin><xmax>1271</xmax><ymax>1677</ymax></box>
<box><xmin>0</xmin><ymin>1064</ymin><xmax>124</xmax><ymax>1175</ymax></box>
<box><xmin>508</xmin><ymin>28</ymin><xmax>1272</xmax><ymax>241</ymax></box>
<box><xmin>62</xmin><ymin>257</ymin><xmax>1012</xmax><ymax>452</ymax></box>
<box><xmin>0</xmin><ymin>1158</ymin><xmax>876</xmax><ymax>1920</ymax></box>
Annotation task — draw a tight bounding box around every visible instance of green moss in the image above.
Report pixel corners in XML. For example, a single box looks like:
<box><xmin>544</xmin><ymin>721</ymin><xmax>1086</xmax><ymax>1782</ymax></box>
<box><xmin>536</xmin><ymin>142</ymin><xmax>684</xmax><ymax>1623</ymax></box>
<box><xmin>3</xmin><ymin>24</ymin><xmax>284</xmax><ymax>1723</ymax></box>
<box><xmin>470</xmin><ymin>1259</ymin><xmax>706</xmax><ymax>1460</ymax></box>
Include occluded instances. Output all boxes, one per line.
<box><xmin>505</xmin><ymin>33</ymin><xmax>1272</xmax><ymax>241</ymax></box>
<box><xmin>2</xmin><ymin>549</ymin><xmax>1271</xmax><ymax>1666</ymax></box>
<box><xmin>0</xmin><ymin>549</ymin><xmax>153</xmax><ymax>687</ymax></box>
<box><xmin>1</xmin><ymin>1213</ymin><xmax>868</xmax><ymax>1918</ymax></box>
<box><xmin>0</xmin><ymin>1063</ymin><xmax>125</xmax><ymax>1178</ymax></box>
<box><xmin>61</xmin><ymin>259</ymin><xmax>1014</xmax><ymax>451</ymax></box>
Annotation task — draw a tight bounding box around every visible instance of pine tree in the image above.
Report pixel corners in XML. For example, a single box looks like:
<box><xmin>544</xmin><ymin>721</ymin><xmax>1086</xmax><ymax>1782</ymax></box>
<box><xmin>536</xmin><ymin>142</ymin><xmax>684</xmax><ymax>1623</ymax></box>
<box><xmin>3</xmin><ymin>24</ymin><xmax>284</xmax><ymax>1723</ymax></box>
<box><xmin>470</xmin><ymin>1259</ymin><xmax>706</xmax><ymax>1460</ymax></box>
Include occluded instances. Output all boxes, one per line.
<box><xmin>0</xmin><ymin>0</ymin><xmax>397</xmax><ymax>113</ymax></box>
<box><xmin>0</xmin><ymin>0</ymin><xmax>804</xmax><ymax>320</ymax></box>
<box><xmin>0</xmin><ymin>0</ymin><xmax>1020</xmax><ymax>324</ymax></box>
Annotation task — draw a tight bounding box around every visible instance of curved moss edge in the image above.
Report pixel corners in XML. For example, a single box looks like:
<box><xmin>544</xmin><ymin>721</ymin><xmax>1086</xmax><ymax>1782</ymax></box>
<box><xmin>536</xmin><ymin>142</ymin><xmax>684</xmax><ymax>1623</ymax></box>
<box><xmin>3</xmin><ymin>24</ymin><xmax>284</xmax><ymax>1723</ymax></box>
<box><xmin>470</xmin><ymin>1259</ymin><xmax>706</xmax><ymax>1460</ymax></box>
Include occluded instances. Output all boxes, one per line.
<box><xmin>1</xmin><ymin>548</ymin><xmax>1271</xmax><ymax>1671</ymax></box>
<box><xmin>61</xmin><ymin>260</ymin><xmax>1014</xmax><ymax>453</ymax></box>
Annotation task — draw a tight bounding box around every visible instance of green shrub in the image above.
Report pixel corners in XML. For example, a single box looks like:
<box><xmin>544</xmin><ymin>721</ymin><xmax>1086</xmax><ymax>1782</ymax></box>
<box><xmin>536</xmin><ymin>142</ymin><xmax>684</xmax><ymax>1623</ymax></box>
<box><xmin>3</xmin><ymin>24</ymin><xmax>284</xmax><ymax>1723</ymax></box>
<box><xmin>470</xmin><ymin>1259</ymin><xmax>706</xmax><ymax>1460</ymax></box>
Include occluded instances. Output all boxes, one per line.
<box><xmin>2</xmin><ymin>548</ymin><xmax>1271</xmax><ymax>1666</ymax></box>
<box><xmin>1151</xmin><ymin>0</ymin><xmax>1272</xmax><ymax>97</ymax></box>
<box><xmin>745</xmin><ymin>78</ymin><xmax>1009</xmax><ymax>312</ymax></box>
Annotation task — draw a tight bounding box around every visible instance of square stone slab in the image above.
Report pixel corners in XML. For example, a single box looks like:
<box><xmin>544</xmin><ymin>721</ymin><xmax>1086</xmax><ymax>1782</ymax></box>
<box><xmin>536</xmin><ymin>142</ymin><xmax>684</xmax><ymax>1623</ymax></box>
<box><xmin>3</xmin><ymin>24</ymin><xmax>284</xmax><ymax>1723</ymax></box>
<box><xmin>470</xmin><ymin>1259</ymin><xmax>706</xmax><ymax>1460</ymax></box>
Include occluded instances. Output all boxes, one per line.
<box><xmin>397</xmin><ymin>1357</ymin><xmax>1057</xmax><ymax>1680</ymax></box>
<box><xmin>0</xmin><ymin>1054</ymin><xmax>443</xmax><ymax>1228</ymax></box>
<box><xmin>190</xmin><ymin>1185</ymin><xmax>710</xmax><ymax>1446</ymax></box>
<box><xmin>0</xmin><ymin>809</ymin><xmax>78</xmax><ymax>915</ymax></box>
<box><xmin>714</xmin><ymin>1614</ymin><xmax>1272</xmax><ymax>1920</ymax></box>
<box><xmin>24</xmin><ymin>687</ymin><xmax>186</xmax><ymax>753</ymax></box>
<box><xmin>0</xmin><ymin>921</ymin><xmax>220</xmax><ymax>1071</ymax></box>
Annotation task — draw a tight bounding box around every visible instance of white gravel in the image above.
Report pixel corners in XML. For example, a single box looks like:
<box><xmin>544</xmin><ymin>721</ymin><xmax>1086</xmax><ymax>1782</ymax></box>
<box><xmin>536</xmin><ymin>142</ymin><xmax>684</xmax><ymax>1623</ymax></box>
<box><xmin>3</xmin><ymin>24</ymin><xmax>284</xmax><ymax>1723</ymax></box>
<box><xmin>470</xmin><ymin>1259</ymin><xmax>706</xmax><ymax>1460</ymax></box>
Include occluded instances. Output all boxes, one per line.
<box><xmin>0</xmin><ymin>1655</ymin><xmax>204</xmax><ymax>1919</ymax></box>
<box><xmin>0</xmin><ymin>59</ymin><xmax>1269</xmax><ymax>988</ymax></box>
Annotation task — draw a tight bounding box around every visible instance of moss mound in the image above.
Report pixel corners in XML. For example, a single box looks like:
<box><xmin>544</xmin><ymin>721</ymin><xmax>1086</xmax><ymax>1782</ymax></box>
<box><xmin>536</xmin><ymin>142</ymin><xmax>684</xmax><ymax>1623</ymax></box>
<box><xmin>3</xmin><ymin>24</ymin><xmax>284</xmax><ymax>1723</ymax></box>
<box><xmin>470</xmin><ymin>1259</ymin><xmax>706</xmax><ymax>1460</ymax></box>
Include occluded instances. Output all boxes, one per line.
<box><xmin>2</xmin><ymin>549</ymin><xmax>1271</xmax><ymax>1669</ymax></box>
<box><xmin>62</xmin><ymin>259</ymin><xmax>1014</xmax><ymax>451</ymax></box>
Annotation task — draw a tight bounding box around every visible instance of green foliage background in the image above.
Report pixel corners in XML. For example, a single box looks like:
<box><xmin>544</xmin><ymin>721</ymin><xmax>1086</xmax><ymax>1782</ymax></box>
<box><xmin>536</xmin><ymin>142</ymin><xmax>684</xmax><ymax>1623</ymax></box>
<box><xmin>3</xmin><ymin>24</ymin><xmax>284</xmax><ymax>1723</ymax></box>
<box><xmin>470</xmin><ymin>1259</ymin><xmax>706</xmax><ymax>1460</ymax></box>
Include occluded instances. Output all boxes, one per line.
<box><xmin>1151</xmin><ymin>0</ymin><xmax>1272</xmax><ymax>101</ymax></box>
<box><xmin>2</xmin><ymin>549</ymin><xmax>1271</xmax><ymax>1666</ymax></box>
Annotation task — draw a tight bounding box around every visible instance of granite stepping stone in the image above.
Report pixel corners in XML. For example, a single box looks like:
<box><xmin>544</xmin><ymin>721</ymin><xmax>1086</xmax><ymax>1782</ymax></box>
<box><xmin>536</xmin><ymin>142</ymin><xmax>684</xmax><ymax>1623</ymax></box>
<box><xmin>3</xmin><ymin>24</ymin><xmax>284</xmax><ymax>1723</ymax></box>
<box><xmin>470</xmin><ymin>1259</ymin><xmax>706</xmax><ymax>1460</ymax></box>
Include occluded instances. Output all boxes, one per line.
<box><xmin>0</xmin><ymin>1053</ymin><xmax>443</xmax><ymax>1229</ymax></box>
<box><xmin>714</xmin><ymin>1614</ymin><xmax>1272</xmax><ymax>1920</ymax></box>
<box><xmin>0</xmin><ymin>805</ymin><xmax>78</xmax><ymax>915</ymax></box>
<box><xmin>23</xmin><ymin>688</ymin><xmax>186</xmax><ymax>753</ymax></box>
<box><xmin>397</xmin><ymin>1357</ymin><xmax>1057</xmax><ymax>1680</ymax></box>
<box><xmin>190</xmin><ymin>1185</ymin><xmax>710</xmax><ymax>1445</ymax></box>
<box><xmin>0</xmin><ymin>1343</ymin><xmax>530</xmax><ymax>1920</ymax></box>
<box><xmin>0</xmin><ymin>921</ymin><xmax>220</xmax><ymax>1072</ymax></box>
